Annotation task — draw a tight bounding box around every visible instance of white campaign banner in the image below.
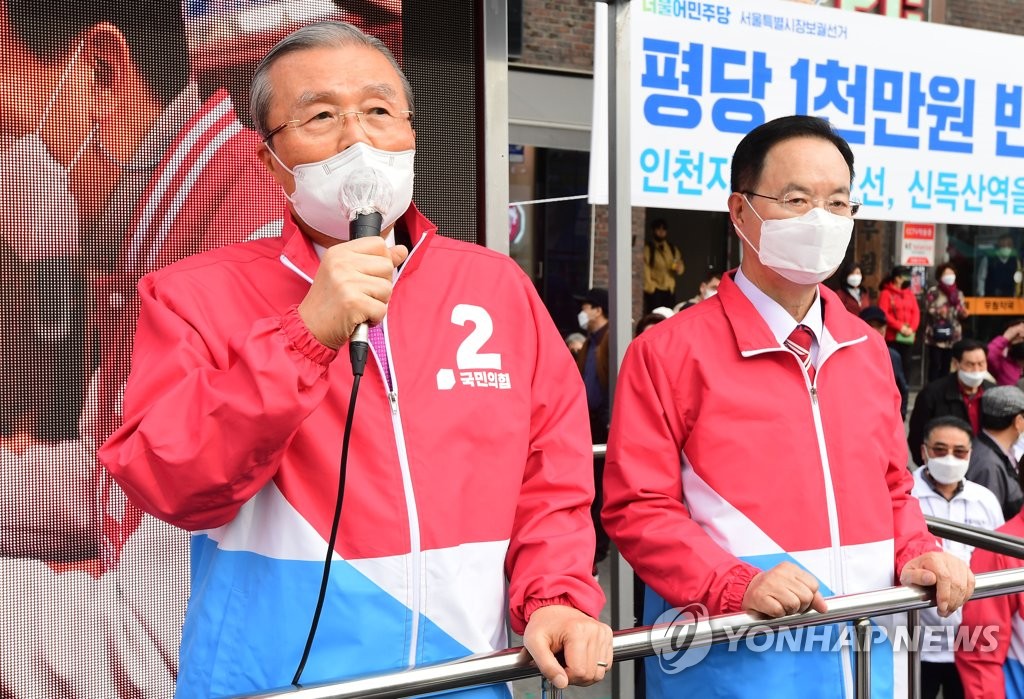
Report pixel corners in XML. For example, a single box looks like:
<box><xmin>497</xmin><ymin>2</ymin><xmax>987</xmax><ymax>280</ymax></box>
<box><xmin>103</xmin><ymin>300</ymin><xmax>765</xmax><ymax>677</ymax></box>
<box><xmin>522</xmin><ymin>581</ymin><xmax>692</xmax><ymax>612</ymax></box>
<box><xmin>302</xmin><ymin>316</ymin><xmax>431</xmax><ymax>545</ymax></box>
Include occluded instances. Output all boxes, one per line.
<box><xmin>627</xmin><ymin>0</ymin><xmax>1024</xmax><ymax>225</ymax></box>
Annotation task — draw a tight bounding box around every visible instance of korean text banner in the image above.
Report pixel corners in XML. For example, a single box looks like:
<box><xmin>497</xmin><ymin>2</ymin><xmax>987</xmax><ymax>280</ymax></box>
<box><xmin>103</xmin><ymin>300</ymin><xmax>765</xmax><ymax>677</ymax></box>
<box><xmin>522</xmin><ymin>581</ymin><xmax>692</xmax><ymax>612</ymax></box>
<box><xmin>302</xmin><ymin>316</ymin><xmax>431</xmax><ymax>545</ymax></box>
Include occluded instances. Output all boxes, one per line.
<box><xmin>632</xmin><ymin>0</ymin><xmax>1024</xmax><ymax>225</ymax></box>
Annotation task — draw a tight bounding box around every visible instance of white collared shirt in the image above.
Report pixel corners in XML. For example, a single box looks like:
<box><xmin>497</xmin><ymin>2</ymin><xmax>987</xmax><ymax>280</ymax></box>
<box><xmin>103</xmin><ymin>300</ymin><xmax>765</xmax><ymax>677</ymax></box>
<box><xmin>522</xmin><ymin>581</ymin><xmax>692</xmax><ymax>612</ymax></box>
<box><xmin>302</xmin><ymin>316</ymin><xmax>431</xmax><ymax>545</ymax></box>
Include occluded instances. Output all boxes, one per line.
<box><xmin>313</xmin><ymin>230</ymin><xmax>399</xmax><ymax>283</ymax></box>
<box><xmin>734</xmin><ymin>267</ymin><xmax>824</xmax><ymax>367</ymax></box>
<box><xmin>312</xmin><ymin>229</ymin><xmax>396</xmax><ymax>258</ymax></box>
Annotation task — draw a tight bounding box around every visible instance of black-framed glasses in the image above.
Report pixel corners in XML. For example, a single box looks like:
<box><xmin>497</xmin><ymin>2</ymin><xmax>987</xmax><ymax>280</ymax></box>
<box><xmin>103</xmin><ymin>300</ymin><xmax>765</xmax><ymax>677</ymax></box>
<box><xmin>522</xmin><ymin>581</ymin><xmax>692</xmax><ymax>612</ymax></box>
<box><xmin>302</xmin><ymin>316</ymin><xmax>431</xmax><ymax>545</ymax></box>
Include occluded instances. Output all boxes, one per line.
<box><xmin>743</xmin><ymin>191</ymin><xmax>861</xmax><ymax>217</ymax></box>
<box><xmin>924</xmin><ymin>442</ymin><xmax>971</xmax><ymax>459</ymax></box>
<box><xmin>263</xmin><ymin>107</ymin><xmax>414</xmax><ymax>143</ymax></box>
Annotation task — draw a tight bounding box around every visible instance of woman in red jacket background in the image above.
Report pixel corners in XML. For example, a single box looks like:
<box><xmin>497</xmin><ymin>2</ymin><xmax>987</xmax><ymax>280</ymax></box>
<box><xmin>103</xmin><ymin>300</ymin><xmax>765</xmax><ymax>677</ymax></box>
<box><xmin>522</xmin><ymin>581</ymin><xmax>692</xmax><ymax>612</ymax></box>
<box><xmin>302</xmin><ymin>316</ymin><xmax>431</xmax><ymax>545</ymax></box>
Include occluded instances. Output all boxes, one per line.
<box><xmin>879</xmin><ymin>265</ymin><xmax>921</xmax><ymax>381</ymax></box>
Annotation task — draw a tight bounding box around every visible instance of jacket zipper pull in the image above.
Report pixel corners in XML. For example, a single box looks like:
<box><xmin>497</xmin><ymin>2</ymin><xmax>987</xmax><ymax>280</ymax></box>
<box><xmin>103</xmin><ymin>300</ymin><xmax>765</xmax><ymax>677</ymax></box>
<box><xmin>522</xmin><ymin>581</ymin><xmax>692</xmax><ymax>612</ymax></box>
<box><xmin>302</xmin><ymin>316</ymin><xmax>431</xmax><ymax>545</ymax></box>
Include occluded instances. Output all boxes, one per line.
<box><xmin>388</xmin><ymin>390</ymin><xmax>398</xmax><ymax>416</ymax></box>
<box><xmin>810</xmin><ymin>385</ymin><xmax>818</xmax><ymax>404</ymax></box>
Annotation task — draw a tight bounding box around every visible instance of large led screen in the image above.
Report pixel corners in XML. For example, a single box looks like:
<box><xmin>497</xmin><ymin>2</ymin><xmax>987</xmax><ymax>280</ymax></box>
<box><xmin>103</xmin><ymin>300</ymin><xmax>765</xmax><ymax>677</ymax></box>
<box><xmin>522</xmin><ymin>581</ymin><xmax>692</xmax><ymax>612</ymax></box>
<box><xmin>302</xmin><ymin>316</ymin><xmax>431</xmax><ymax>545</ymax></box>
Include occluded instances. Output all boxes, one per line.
<box><xmin>0</xmin><ymin>1</ymin><xmax>478</xmax><ymax>696</ymax></box>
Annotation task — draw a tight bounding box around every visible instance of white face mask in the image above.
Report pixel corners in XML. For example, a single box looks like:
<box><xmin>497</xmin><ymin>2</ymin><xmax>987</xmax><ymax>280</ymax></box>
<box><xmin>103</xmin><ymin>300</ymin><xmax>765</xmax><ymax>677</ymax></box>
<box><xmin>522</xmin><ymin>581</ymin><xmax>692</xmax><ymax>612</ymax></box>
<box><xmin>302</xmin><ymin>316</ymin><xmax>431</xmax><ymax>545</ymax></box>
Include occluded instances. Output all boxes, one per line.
<box><xmin>0</xmin><ymin>41</ymin><xmax>89</xmax><ymax>262</ymax></box>
<box><xmin>702</xmin><ymin>287</ymin><xmax>718</xmax><ymax>300</ymax></box>
<box><xmin>846</xmin><ymin>274</ymin><xmax>862</xmax><ymax>288</ymax></box>
<box><xmin>926</xmin><ymin>455</ymin><xmax>970</xmax><ymax>485</ymax></box>
<box><xmin>735</xmin><ymin>198</ymin><xmax>854</xmax><ymax>285</ymax></box>
<box><xmin>271</xmin><ymin>141</ymin><xmax>415</xmax><ymax>240</ymax></box>
<box><xmin>958</xmin><ymin>369</ymin><xmax>987</xmax><ymax>388</ymax></box>
<box><xmin>941</xmin><ymin>274</ymin><xmax>957</xmax><ymax>286</ymax></box>
<box><xmin>0</xmin><ymin>135</ymin><xmax>83</xmax><ymax>260</ymax></box>
<box><xmin>577</xmin><ymin>310</ymin><xmax>591</xmax><ymax>331</ymax></box>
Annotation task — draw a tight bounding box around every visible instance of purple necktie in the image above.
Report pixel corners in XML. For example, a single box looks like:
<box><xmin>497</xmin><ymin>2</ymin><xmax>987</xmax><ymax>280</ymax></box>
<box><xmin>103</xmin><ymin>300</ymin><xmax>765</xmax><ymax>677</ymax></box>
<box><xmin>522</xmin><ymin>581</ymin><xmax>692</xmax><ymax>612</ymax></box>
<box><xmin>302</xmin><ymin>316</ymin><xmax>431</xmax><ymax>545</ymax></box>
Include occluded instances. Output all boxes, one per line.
<box><xmin>368</xmin><ymin>323</ymin><xmax>392</xmax><ymax>390</ymax></box>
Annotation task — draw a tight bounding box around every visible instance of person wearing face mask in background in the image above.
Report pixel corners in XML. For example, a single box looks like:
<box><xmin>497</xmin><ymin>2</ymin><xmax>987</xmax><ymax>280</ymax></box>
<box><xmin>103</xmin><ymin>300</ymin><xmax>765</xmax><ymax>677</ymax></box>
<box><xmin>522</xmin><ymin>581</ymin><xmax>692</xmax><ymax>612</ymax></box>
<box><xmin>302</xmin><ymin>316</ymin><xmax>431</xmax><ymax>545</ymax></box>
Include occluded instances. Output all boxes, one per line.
<box><xmin>0</xmin><ymin>101</ymin><xmax>86</xmax><ymax>450</ymax></box>
<box><xmin>964</xmin><ymin>385</ymin><xmax>1024</xmax><ymax>521</ymax></box>
<box><xmin>910</xmin><ymin>416</ymin><xmax>1003</xmax><ymax>699</ymax></box>
<box><xmin>679</xmin><ymin>269</ymin><xmax>722</xmax><ymax>310</ymax></box>
<box><xmin>976</xmin><ymin>233</ymin><xmax>1023</xmax><ymax>298</ymax></box>
<box><xmin>0</xmin><ymin>41</ymin><xmax>95</xmax><ymax>451</ymax></box>
<box><xmin>925</xmin><ymin>263</ymin><xmax>970</xmax><ymax>382</ymax></box>
<box><xmin>835</xmin><ymin>260</ymin><xmax>872</xmax><ymax>315</ymax></box>
<box><xmin>908</xmin><ymin>339</ymin><xmax>994</xmax><ymax>466</ymax></box>
<box><xmin>99</xmin><ymin>22</ymin><xmax>611</xmax><ymax>698</ymax></box>
<box><xmin>574</xmin><ymin>287</ymin><xmax>611</xmax><ymax>443</ymax></box>
<box><xmin>602</xmin><ymin>115</ymin><xmax>972</xmax><ymax>699</ymax></box>
<box><xmin>879</xmin><ymin>264</ymin><xmax>921</xmax><ymax>385</ymax></box>
<box><xmin>0</xmin><ymin>1</ymin><xmax>284</xmax><ymax>696</ymax></box>
<box><xmin>574</xmin><ymin>287</ymin><xmax>611</xmax><ymax>574</ymax></box>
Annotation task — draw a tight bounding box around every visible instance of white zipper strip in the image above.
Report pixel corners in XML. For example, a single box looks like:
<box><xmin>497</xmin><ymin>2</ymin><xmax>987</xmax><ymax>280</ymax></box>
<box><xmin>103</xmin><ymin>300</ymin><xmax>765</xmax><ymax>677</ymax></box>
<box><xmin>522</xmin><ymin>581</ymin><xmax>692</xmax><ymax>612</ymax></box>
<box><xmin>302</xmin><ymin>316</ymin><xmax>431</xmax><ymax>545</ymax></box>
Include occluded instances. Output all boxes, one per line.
<box><xmin>744</xmin><ymin>334</ymin><xmax>869</xmax><ymax>698</ymax></box>
<box><xmin>280</xmin><ymin>229</ymin><xmax>429</xmax><ymax>668</ymax></box>
<box><xmin>374</xmin><ymin>235</ymin><xmax>426</xmax><ymax>667</ymax></box>
<box><xmin>387</xmin><ymin>391</ymin><xmax>422</xmax><ymax>667</ymax></box>
<box><xmin>811</xmin><ymin>334</ymin><xmax>866</xmax><ymax>699</ymax></box>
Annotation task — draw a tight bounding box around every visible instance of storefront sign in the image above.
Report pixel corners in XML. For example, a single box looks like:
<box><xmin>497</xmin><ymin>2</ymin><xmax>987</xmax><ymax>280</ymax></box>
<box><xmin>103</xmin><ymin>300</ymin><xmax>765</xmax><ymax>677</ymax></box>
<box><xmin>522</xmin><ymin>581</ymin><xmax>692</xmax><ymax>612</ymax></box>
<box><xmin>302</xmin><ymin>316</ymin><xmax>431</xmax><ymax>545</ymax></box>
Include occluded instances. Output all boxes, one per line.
<box><xmin>963</xmin><ymin>296</ymin><xmax>1024</xmax><ymax>315</ymax></box>
<box><xmin>508</xmin><ymin>203</ymin><xmax>527</xmax><ymax>245</ymax></box>
<box><xmin>900</xmin><ymin>222</ymin><xmax>935</xmax><ymax>265</ymax></box>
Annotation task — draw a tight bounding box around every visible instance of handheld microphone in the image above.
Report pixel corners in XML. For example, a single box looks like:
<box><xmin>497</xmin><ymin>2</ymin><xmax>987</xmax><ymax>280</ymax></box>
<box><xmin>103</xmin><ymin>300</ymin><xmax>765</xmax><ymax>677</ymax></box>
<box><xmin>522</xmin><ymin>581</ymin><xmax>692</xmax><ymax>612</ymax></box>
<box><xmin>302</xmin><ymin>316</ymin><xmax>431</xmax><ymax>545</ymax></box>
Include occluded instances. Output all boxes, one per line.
<box><xmin>340</xmin><ymin>168</ymin><xmax>393</xmax><ymax>375</ymax></box>
<box><xmin>294</xmin><ymin>172</ymin><xmax>390</xmax><ymax>687</ymax></box>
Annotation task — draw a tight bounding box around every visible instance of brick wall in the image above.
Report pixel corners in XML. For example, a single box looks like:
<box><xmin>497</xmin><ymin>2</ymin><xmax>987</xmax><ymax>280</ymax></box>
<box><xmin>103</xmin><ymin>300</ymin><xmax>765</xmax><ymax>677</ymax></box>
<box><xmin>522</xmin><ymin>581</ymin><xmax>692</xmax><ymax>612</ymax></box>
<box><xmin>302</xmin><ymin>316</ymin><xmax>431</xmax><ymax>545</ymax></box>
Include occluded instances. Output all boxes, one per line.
<box><xmin>591</xmin><ymin>205</ymin><xmax>647</xmax><ymax>323</ymax></box>
<box><xmin>517</xmin><ymin>0</ymin><xmax>595</xmax><ymax>71</ymax></box>
<box><xmin>945</xmin><ymin>0</ymin><xmax>1024</xmax><ymax>35</ymax></box>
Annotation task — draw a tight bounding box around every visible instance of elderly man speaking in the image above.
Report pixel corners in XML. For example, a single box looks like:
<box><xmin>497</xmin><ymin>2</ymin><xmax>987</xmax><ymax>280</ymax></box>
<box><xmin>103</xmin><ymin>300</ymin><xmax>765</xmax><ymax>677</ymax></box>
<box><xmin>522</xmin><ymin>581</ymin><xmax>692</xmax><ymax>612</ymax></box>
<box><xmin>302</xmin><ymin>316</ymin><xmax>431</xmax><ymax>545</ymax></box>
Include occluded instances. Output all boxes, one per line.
<box><xmin>100</xmin><ymin>20</ymin><xmax>610</xmax><ymax>699</ymax></box>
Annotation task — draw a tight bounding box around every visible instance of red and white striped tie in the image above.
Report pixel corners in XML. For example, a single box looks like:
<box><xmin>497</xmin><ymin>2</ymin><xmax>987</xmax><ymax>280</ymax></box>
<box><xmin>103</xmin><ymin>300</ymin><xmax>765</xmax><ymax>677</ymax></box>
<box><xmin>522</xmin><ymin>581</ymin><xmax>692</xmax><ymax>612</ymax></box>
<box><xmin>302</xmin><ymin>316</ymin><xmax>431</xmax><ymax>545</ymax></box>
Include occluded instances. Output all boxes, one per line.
<box><xmin>785</xmin><ymin>324</ymin><xmax>815</xmax><ymax>382</ymax></box>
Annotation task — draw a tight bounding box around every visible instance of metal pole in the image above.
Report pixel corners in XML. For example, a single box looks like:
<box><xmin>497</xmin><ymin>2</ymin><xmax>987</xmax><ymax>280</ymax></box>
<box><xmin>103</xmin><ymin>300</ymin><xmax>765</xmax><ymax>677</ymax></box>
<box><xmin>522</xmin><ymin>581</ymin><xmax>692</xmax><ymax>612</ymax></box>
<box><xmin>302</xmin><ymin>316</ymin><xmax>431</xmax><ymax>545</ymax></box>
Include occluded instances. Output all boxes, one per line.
<box><xmin>605</xmin><ymin>0</ymin><xmax>636</xmax><ymax>697</ymax></box>
<box><xmin>854</xmin><ymin>617</ymin><xmax>872</xmax><ymax>699</ymax></box>
<box><xmin>230</xmin><ymin>567</ymin><xmax>1024</xmax><ymax>699</ymax></box>
<box><xmin>906</xmin><ymin>609</ymin><xmax>921</xmax><ymax>699</ymax></box>
<box><xmin>925</xmin><ymin>515</ymin><xmax>1024</xmax><ymax>558</ymax></box>
<box><xmin>480</xmin><ymin>0</ymin><xmax>510</xmax><ymax>254</ymax></box>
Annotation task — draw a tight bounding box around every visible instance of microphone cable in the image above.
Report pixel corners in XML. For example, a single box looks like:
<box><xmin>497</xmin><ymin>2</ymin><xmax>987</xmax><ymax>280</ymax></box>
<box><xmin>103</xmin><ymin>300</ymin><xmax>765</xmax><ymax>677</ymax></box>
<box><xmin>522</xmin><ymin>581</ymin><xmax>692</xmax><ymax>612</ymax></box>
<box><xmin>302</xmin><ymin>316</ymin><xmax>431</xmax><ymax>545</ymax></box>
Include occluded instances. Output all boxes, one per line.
<box><xmin>292</xmin><ymin>211</ymin><xmax>381</xmax><ymax>686</ymax></box>
<box><xmin>291</xmin><ymin>368</ymin><xmax>361</xmax><ymax>686</ymax></box>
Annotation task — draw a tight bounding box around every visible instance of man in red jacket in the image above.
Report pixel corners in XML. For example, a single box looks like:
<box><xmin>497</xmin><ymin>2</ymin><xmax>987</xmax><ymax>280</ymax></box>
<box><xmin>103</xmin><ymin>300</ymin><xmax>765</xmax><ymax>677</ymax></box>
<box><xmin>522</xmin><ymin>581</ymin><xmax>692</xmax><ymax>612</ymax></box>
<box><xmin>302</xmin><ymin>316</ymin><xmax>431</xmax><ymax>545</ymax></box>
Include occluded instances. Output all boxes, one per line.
<box><xmin>99</xmin><ymin>20</ymin><xmax>610</xmax><ymax>699</ymax></box>
<box><xmin>603</xmin><ymin>115</ymin><xmax>973</xmax><ymax>699</ymax></box>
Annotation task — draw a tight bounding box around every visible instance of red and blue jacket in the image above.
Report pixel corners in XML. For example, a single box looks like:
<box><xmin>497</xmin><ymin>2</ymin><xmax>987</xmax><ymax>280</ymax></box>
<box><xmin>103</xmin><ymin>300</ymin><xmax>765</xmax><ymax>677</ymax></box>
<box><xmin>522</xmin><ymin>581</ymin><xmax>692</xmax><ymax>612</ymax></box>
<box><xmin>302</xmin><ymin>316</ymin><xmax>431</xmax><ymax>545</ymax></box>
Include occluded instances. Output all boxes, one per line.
<box><xmin>99</xmin><ymin>206</ymin><xmax>604</xmax><ymax>698</ymax></box>
<box><xmin>957</xmin><ymin>513</ymin><xmax>1024</xmax><ymax>699</ymax></box>
<box><xmin>603</xmin><ymin>271</ymin><xmax>939</xmax><ymax>699</ymax></box>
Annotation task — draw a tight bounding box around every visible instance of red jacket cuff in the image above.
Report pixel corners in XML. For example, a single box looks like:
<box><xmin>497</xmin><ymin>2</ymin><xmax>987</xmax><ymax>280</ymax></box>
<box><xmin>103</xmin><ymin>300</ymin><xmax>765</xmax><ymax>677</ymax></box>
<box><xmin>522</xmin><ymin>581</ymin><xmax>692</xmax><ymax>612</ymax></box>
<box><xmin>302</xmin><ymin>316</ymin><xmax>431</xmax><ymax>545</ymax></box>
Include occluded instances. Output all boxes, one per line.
<box><xmin>280</xmin><ymin>304</ymin><xmax>337</xmax><ymax>367</ymax></box>
<box><xmin>718</xmin><ymin>563</ymin><xmax>761</xmax><ymax>614</ymax></box>
<box><xmin>523</xmin><ymin>594</ymin><xmax>578</xmax><ymax>625</ymax></box>
<box><xmin>896</xmin><ymin>539</ymin><xmax>943</xmax><ymax>578</ymax></box>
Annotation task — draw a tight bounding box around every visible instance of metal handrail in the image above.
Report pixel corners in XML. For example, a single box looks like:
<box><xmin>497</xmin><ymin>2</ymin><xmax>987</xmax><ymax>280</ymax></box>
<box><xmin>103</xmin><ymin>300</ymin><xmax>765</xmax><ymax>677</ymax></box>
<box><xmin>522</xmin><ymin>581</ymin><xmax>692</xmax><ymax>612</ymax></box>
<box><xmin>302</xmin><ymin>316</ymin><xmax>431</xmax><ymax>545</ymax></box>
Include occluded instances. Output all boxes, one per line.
<box><xmin>926</xmin><ymin>514</ymin><xmax>1024</xmax><ymax>558</ymax></box>
<box><xmin>231</xmin><ymin>567</ymin><xmax>1024</xmax><ymax>699</ymax></box>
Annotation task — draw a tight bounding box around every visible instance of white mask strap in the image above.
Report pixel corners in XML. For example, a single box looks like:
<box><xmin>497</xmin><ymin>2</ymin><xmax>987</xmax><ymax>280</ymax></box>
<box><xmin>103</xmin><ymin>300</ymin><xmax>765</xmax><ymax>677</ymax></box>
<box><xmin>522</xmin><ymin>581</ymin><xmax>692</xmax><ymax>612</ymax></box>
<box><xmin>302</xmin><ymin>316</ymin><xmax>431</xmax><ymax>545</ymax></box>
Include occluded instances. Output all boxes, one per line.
<box><xmin>742</xmin><ymin>194</ymin><xmax>766</xmax><ymax>224</ymax></box>
<box><xmin>37</xmin><ymin>41</ymin><xmax>85</xmax><ymax>135</ymax></box>
<box><xmin>733</xmin><ymin>195</ymin><xmax>762</xmax><ymax>255</ymax></box>
<box><xmin>67</xmin><ymin>123</ymin><xmax>97</xmax><ymax>171</ymax></box>
<box><xmin>266</xmin><ymin>144</ymin><xmax>296</xmax><ymax>176</ymax></box>
<box><xmin>265</xmin><ymin>145</ymin><xmax>297</xmax><ymax>204</ymax></box>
